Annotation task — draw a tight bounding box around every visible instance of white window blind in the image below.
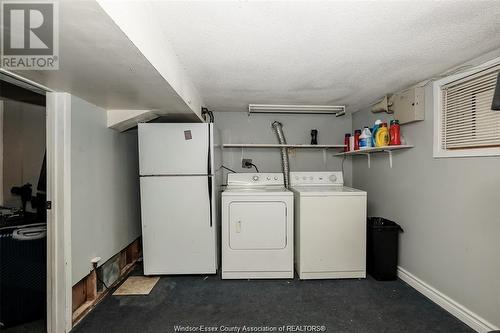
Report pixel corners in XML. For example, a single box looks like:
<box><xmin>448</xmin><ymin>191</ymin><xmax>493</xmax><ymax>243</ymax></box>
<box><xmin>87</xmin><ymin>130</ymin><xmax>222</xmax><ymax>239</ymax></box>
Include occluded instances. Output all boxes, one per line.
<box><xmin>440</xmin><ymin>65</ymin><xmax>500</xmax><ymax>150</ymax></box>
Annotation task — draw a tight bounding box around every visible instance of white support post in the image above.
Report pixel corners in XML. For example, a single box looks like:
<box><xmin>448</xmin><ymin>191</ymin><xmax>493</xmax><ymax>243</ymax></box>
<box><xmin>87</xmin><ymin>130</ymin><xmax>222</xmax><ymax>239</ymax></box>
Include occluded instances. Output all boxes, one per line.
<box><xmin>46</xmin><ymin>92</ymin><xmax>73</xmax><ymax>333</ymax></box>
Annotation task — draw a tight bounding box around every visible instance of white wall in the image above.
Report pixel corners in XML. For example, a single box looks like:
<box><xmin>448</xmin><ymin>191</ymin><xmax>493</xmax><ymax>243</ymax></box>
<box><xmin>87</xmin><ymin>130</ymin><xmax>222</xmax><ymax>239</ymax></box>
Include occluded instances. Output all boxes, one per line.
<box><xmin>70</xmin><ymin>96</ymin><xmax>141</xmax><ymax>285</ymax></box>
<box><xmin>214</xmin><ymin>112</ymin><xmax>352</xmax><ymax>186</ymax></box>
<box><xmin>2</xmin><ymin>99</ymin><xmax>46</xmax><ymax>209</ymax></box>
<box><xmin>352</xmin><ymin>83</ymin><xmax>500</xmax><ymax>329</ymax></box>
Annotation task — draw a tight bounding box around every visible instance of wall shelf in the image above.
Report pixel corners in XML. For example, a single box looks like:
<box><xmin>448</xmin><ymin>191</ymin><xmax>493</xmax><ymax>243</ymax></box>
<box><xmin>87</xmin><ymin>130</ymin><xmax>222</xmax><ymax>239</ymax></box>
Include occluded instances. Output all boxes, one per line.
<box><xmin>333</xmin><ymin>145</ymin><xmax>414</xmax><ymax>168</ymax></box>
<box><xmin>222</xmin><ymin>143</ymin><xmax>345</xmax><ymax>165</ymax></box>
<box><xmin>222</xmin><ymin>143</ymin><xmax>345</xmax><ymax>149</ymax></box>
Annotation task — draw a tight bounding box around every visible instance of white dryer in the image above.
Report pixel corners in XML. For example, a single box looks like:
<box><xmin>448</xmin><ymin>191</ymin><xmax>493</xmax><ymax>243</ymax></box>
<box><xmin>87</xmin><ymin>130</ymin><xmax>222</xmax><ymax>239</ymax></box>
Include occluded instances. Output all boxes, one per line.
<box><xmin>221</xmin><ymin>173</ymin><xmax>293</xmax><ymax>279</ymax></box>
<box><xmin>290</xmin><ymin>172</ymin><xmax>367</xmax><ymax>280</ymax></box>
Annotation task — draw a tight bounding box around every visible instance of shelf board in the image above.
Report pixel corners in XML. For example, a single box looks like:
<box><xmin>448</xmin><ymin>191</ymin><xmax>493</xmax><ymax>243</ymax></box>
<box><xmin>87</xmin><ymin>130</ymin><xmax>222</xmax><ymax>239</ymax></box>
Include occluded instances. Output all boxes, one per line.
<box><xmin>333</xmin><ymin>145</ymin><xmax>414</xmax><ymax>168</ymax></box>
<box><xmin>222</xmin><ymin>143</ymin><xmax>345</xmax><ymax>149</ymax></box>
<box><xmin>333</xmin><ymin>145</ymin><xmax>414</xmax><ymax>156</ymax></box>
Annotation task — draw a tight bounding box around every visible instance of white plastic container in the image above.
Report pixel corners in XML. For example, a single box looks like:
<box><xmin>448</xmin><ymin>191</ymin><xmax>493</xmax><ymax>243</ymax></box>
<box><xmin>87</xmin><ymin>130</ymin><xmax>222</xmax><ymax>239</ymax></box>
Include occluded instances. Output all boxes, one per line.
<box><xmin>359</xmin><ymin>127</ymin><xmax>372</xmax><ymax>150</ymax></box>
<box><xmin>349</xmin><ymin>136</ymin><xmax>355</xmax><ymax>151</ymax></box>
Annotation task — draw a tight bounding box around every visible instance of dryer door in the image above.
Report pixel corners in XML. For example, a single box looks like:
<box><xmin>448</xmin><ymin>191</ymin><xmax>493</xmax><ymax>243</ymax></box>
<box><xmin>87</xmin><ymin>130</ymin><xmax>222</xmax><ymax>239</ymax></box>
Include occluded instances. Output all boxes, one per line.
<box><xmin>229</xmin><ymin>201</ymin><xmax>287</xmax><ymax>250</ymax></box>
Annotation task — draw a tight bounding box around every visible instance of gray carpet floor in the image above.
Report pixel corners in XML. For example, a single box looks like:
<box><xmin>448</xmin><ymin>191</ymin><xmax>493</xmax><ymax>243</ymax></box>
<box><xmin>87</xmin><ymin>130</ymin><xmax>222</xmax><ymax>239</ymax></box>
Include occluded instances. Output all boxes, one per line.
<box><xmin>72</xmin><ymin>265</ymin><xmax>474</xmax><ymax>333</ymax></box>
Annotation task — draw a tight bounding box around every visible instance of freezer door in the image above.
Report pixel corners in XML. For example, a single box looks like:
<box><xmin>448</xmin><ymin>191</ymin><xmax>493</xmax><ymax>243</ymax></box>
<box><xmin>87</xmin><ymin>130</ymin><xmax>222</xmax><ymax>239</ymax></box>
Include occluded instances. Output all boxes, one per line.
<box><xmin>138</xmin><ymin>123</ymin><xmax>211</xmax><ymax>175</ymax></box>
<box><xmin>140</xmin><ymin>176</ymin><xmax>216</xmax><ymax>274</ymax></box>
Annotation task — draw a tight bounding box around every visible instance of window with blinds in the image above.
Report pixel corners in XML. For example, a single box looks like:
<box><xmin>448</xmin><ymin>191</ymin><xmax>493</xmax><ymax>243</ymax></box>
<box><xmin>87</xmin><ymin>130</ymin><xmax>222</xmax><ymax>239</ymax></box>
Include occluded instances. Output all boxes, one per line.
<box><xmin>440</xmin><ymin>65</ymin><xmax>500</xmax><ymax>150</ymax></box>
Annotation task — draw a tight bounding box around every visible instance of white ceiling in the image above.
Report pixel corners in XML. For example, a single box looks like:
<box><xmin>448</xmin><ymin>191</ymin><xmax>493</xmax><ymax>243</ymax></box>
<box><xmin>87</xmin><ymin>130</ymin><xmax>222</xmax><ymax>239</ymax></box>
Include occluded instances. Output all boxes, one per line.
<box><xmin>151</xmin><ymin>1</ymin><xmax>500</xmax><ymax>113</ymax></box>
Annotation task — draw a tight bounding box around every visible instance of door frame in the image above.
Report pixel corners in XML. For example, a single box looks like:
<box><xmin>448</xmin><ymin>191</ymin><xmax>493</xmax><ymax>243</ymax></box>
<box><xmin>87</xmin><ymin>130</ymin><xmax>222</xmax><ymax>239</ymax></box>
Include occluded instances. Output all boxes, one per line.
<box><xmin>0</xmin><ymin>69</ymin><xmax>72</xmax><ymax>332</ymax></box>
<box><xmin>46</xmin><ymin>92</ymin><xmax>72</xmax><ymax>332</ymax></box>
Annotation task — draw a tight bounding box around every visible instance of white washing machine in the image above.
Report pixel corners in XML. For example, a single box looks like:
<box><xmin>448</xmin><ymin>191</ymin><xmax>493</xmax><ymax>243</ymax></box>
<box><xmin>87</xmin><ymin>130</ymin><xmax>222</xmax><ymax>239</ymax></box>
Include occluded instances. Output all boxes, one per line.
<box><xmin>221</xmin><ymin>173</ymin><xmax>294</xmax><ymax>279</ymax></box>
<box><xmin>290</xmin><ymin>172</ymin><xmax>367</xmax><ymax>280</ymax></box>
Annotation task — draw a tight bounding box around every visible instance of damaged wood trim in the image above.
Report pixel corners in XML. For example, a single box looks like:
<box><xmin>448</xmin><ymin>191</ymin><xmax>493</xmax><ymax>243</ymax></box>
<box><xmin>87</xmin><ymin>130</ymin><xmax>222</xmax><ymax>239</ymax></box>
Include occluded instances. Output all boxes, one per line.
<box><xmin>71</xmin><ymin>237</ymin><xmax>142</xmax><ymax>326</ymax></box>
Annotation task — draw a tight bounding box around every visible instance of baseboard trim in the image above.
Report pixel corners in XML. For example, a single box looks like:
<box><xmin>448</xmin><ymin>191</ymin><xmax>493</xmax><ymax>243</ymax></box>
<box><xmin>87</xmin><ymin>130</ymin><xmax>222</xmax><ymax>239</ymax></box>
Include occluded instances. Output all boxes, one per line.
<box><xmin>397</xmin><ymin>266</ymin><xmax>498</xmax><ymax>333</ymax></box>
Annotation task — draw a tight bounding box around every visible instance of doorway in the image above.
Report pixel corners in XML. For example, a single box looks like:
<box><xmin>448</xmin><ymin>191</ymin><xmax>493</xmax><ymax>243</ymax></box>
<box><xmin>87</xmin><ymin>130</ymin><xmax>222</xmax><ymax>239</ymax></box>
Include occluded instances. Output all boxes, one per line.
<box><xmin>0</xmin><ymin>77</ymin><xmax>47</xmax><ymax>333</ymax></box>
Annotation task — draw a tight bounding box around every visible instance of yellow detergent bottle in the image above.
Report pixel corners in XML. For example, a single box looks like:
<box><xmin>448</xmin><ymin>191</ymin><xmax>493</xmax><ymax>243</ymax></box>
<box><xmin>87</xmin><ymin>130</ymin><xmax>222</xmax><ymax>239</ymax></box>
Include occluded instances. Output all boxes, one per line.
<box><xmin>375</xmin><ymin>123</ymin><xmax>390</xmax><ymax>147</ymax></box>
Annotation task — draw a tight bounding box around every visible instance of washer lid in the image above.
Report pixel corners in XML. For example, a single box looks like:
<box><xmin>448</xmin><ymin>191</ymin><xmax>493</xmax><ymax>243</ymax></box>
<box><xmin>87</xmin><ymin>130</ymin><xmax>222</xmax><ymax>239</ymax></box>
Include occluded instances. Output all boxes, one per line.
<box><xmin>292</xmin><ymin>185</ymin><xmax>366</xmax><ymax>196</ymax></box>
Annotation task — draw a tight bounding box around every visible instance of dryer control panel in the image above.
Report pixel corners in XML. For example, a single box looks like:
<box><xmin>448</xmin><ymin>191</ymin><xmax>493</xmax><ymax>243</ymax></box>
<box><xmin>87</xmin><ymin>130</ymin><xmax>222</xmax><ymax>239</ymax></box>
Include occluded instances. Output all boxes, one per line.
<box><xmin>290</xmin><ymin>172</ymin><xmax>344</xmax><ymax>186</ymax></box>
<box><xmin>227</xmin><ymin>173</ymin><xmax>284</xmax><ymax>187</ymax></box>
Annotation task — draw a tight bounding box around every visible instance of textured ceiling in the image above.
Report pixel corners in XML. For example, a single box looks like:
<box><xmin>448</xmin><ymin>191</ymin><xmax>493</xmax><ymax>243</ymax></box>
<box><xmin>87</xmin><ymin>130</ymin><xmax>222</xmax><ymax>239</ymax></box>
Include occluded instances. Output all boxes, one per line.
<box><xmin>150</xmin><ymin>1</ymin><xmax>500</xmax><ymax>113</ymax></box>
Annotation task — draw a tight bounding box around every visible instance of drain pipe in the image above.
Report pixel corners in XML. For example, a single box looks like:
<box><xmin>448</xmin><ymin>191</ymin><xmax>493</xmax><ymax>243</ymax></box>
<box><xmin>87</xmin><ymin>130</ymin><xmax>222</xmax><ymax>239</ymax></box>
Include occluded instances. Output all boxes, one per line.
<box><xmin>271</xmin><ymin>121</ymin><xmax>290</xmax><ymax>188</ymax></box>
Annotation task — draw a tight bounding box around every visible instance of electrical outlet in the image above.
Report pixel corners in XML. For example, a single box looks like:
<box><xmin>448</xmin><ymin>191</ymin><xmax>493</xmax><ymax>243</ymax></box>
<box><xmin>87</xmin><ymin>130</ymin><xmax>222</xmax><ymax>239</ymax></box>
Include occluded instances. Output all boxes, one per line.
<box><xmin>242</xmin><ymin>158</ymin><xmax>252</xmax><ymax>168</ymax></box>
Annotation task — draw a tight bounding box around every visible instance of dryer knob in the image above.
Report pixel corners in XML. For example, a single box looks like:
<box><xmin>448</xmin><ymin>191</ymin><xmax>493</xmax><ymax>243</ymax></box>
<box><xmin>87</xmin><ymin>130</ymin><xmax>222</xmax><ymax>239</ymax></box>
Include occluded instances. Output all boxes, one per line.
<box><xmin>252</xmin><ymin>175</ymin><xmax>259</xmax><ymax>181</ymax></box>
<box><xmin>274</xmin><ymin>176</ymin><xmax>278</xmax><ymax>180</ymax></box>
<box><xmin>329</xmin><ymin>174</ymin><xmax>337</xmax><ymax>182</ymax></box>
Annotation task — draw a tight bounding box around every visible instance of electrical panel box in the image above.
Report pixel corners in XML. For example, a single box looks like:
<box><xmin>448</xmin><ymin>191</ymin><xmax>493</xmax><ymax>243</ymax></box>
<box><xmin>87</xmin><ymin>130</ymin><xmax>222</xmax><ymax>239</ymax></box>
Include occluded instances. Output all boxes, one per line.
<box><xmin>390</xmin><ymin>86</ymin><xmax>425</xmax><ymax>124</ymax></box>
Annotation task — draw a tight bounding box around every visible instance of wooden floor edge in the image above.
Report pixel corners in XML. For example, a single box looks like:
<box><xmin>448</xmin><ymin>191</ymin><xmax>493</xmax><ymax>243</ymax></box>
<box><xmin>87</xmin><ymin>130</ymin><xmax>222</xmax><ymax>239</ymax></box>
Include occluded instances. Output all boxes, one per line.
<box><xmin>71</xmin><ymin>237</ymin><xmax>141</xmax><ymax>326</ymax></box>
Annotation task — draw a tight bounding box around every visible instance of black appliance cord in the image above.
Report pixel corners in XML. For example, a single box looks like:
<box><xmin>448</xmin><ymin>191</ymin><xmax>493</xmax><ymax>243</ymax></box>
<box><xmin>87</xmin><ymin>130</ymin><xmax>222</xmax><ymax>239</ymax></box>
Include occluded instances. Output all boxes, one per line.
<box><xmin>221</xmin><ymin>165</ymin><xmax>236</xmax><ymax>173</ymax></box>
<box><xmin>250</xmin><ymin>163</ymin><xmax>259</xmax><ymax>173</ymax></box>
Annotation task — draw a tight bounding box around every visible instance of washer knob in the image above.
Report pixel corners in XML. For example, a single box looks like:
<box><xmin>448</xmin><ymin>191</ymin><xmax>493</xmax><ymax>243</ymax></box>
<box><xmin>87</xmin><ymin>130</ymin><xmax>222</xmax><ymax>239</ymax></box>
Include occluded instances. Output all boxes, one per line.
<box><xmin>252</xmin><ymin>175</ymin><xmax>259</xmax><ymax>181</ymax></box>
<box><xmin>329</xmin><ymin>174</ymin><xmax>337</xmax><ymax>182</ymax></box>
<box><xmin>274</xmin><ymin>176</ymin><xmax>278</xmax><ymax>180</ymax></box>
<box><xmin>266</xmin><ymin>176</ymin><xmax>271</xmax><ymax>180</ymax></box>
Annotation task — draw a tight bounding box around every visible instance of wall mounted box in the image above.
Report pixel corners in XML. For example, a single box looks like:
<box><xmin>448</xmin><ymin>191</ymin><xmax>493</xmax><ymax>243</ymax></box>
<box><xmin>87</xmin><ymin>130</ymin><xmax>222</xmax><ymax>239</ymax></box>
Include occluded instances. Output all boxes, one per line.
<box><xmin>391</xmin><ymin>86</ymin><xmax>425</xmax><ymax>124</ymax></box>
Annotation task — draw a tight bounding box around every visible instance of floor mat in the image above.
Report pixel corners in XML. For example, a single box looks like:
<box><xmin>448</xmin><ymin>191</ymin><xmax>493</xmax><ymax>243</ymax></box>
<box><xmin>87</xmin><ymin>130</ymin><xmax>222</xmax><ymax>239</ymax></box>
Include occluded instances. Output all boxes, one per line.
<box><xmin>113</xmin><ymin>276</ymin><xmax>159</xmax><ymax>296</ymax></box>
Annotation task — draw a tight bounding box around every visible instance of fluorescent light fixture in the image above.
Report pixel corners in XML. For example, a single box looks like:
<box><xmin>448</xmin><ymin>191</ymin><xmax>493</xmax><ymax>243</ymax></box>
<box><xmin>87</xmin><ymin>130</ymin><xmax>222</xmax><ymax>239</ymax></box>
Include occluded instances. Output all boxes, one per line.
<box><xmin>248</xmin><ymin>104</ymin><xmax>346</xmax><ymax>116</ymax></box>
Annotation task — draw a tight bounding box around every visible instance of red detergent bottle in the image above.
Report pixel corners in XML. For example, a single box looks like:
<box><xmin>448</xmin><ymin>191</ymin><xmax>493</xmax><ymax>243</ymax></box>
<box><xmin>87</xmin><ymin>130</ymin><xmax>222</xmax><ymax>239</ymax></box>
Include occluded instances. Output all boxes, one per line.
<box><xmin>390</xmin><ymin>120</ymin><xmax>401</xmax><ymax>145</ymax></box>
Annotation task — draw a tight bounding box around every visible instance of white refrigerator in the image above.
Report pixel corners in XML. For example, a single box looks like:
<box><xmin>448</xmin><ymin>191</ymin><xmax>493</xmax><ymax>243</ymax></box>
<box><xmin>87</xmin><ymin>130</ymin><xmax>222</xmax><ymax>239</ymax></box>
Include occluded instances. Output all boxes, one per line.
<box><xmin>138</xmin><ymin>123</ymin><xmax>218</xmax><ymax>275</ymax></box>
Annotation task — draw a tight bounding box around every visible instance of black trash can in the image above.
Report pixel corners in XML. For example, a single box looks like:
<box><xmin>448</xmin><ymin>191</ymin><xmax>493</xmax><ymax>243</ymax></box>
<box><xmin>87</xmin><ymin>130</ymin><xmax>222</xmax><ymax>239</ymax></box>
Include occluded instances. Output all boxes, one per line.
<box><xmin>367</xmin><ymin>217</ymin><xmax>403</xmax><ymax>281</ymax></box>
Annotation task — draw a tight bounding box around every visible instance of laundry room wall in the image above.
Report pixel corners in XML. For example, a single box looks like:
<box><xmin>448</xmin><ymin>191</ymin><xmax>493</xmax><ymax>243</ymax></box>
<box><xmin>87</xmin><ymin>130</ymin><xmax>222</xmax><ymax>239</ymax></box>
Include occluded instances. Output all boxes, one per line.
<box><xmin>351</xmin><ymin>53</ymin><xmax>500</xmax><ymax>329</ymax></box>
<box><xmin>70</xmin><ymin>95</ymin><xmax>141</xmax><ymax>285</ymax></box>
<box><xmin>214</xmin><ymin>112</ymin><xmax>353</xmax><ymax>186</ymax></box>
<box><xmin>2</xmin><ymin>99</ymin><xmax>46</xmax><ymax>210</ymax></box>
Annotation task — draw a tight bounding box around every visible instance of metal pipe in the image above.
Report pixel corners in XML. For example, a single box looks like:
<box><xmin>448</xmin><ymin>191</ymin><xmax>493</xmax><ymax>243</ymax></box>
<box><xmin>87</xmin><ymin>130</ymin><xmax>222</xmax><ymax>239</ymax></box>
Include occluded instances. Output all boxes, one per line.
<box><xmin>271</xmin><ymin>121</ymin><xmax>290</xmax><ymax>188</ymax></box>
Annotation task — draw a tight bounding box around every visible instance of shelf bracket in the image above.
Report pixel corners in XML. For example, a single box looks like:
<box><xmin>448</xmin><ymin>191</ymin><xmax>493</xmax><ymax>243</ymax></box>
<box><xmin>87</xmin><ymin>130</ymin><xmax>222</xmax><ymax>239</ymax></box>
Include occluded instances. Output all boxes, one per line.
<box><xmin>384</xmin><ymin>150</ymin><xmax>393</xmax><ymax>168</ymax></box>
<box><xmin>363</xmin><ymin>153</ymin><xmax>371</xmax><ymax>168</ymax></box>
<box><xmin>322</xmin><ymin>149</ymin><xmax>327</xmax><ymax>166</ymax></box>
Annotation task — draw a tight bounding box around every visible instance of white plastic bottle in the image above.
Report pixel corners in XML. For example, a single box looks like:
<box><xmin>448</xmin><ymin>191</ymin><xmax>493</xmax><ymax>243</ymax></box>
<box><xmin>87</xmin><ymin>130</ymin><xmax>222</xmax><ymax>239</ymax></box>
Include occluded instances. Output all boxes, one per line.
<box><xmin>359</xmin><ymin>126</ymin><xmax>372</xmax><ymax>149</ymax></box>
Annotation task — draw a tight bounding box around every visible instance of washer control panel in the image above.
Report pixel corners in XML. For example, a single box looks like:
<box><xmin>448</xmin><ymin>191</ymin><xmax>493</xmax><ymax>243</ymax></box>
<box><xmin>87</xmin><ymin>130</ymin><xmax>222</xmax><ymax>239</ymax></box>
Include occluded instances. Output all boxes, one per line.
<box><xmin>227</xmin><ymin>173</ymin><xmax>284</xmax><ymax>186</ymax></box>
<box><xmin>290</xmin><ymin>172</ymin><xmax>344</xmax><ymax>186</ymax></box>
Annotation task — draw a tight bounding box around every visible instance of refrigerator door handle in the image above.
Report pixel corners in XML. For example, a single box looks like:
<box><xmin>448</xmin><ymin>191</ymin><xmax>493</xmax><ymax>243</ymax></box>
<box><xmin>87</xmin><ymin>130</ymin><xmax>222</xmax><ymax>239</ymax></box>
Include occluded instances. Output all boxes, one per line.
<box><xmin>207</xmin><ymin>124</ymin><xmax>213</xmax><ymax>227</ymax></box>
<box><xmin>208</xmin><ymin>176</ymin><xmax>213</xmax><ymax>227</ymax></box>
